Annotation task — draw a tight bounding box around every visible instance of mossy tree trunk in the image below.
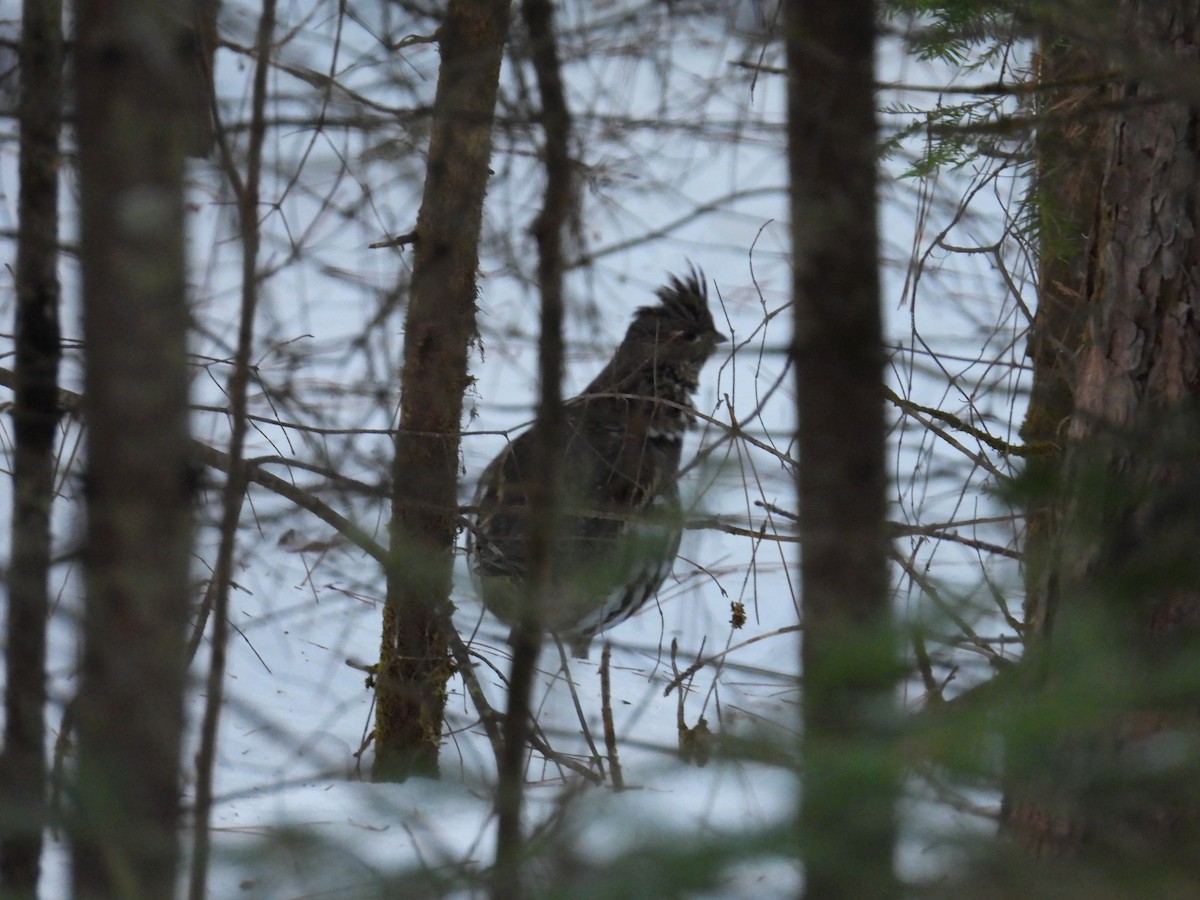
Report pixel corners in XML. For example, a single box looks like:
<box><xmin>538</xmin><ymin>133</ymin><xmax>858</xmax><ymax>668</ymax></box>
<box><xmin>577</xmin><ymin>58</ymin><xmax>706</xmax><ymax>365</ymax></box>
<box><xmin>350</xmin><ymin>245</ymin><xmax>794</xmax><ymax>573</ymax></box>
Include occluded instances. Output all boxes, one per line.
<box><xmin>374</xmin><ymin>0</ymin><xmax>512</xmax><ymax>783</ymax></box>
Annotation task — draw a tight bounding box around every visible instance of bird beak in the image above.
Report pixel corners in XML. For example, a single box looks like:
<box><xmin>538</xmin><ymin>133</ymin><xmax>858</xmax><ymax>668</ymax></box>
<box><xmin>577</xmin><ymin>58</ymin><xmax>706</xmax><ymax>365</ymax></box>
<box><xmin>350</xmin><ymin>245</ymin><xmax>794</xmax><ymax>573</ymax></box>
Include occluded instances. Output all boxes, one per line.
<box><xmin>715</xmin><ymin>331</ymin><xmax>729</xmax><ymax>344</ymax></box>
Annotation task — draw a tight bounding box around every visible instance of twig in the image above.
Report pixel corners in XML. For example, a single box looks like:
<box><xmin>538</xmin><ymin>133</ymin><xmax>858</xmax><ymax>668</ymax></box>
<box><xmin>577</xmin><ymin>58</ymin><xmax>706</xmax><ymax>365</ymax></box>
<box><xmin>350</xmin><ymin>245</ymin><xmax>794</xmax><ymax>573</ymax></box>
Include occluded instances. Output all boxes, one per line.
<box><xmin>664</xmin><ymin>625</ymin><xmax>802</xmax><ymax>697</ymax></box>
<box><xmin>390</xmin><ymin>29</ymin><xmax>440</xmax><ymax>52</ymax></box>
<box><xmin>552</xmin><ymin>639</ymin><xmax>604</xmax><ymax>769</ymax></box>
<box><xmin>671</xmin><ymin>640</ymin><xmax>713</xmax><ymax>766</ymax></box>
<box><xmin>892</xmin><ymin>548</ymin><xmax>1011</xmax><ymax>669</ymax></box>
<box><xmin>446</xmin><ymin>629</ymin><xmax>504</xmax><ymax>768</ymax></box>
<box><xmin>527</xmin><ymin>733</ymin><xmax>602</xmax><ymax>784</ymax></box>
<box><xmin>0</xmin><ymin>368</ymin><xmax>390</xmax><ymax>566</ymax></box>
<box><xmin>368</xmin><ymin>229</ymin><xmax>418</xmax><ymax>250</ymax></box>
<box><xmin>599</xmin><ymin>643</ymin><xmax>624</xmax><ymax>791</ymax></box>
<box><xmin>189</xmin><ymin>2</ymin><xmax>277</xmax><ymax>897</ymax></box>
<box><xmin>911</xmin><ymin>627</ymin><xmax>942</xmax><ymax>706</ymax></box>
<box><xmin>886</xmin><ymin>385</ymin><xmax>1058</xmax><ymax>460</ymax></box>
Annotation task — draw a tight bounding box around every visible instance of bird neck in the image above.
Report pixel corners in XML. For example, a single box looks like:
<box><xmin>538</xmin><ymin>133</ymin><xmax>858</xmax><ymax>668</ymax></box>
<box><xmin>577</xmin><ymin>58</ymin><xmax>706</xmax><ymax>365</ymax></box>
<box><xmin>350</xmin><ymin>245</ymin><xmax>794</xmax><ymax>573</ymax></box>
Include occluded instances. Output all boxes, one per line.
<box><xmin>585</xmin><ymin>352</ymin><xmax>700</xmax><ymax>400</ymax></box>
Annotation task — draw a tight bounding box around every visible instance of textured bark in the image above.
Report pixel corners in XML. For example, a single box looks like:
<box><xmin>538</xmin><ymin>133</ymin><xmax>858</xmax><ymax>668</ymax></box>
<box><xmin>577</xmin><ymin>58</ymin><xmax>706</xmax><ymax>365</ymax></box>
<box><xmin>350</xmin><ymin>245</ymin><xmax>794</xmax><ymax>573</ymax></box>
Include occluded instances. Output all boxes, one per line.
<box><xmin>2</xmin><ymin>0</ymin><xmax>63</xmax><ymax>891</ymax></box>
<box><xmin>1004</xmin><ymin>30</ymin><xmax>1111</xmax><ymax>860</ymax></box>
<box><xmin>374</xmin><ymin>0</ymin><xmax>512</xmax><ymax>783</ymax></box>
<box><xmin>786</xmin><ymin>1</ymin><xmax>898</xmax><ymax>896</ymax></box>
<box><xmin>1004</xmin><ymin>0</ymin><xmax>1200</xmax><ymax>877</ymax></box>
<box><xmin>1018</xmin><ymin>36</ymin><xmax>1110</xmax><ymax>643</ymax></box>
<box><xmin>71</xmin><ymin>0</ymin><xmax>195</xmax><ymax>895</ymax></box>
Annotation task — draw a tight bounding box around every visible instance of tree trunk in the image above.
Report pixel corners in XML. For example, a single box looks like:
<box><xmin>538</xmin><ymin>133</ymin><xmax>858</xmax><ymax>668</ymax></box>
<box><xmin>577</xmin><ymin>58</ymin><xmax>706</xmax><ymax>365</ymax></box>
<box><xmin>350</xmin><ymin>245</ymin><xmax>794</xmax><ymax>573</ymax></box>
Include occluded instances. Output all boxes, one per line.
<box><xmin>786</xmin><ymin>1</ymin><xmax>898</xmax><ymax>896</ymax></box>
<box><xmin>71</xmin><ymin>0</ymin><xmax>197</xmax><ymax>894</ymax></box>
<box><xmin>2</xmin><ymin>0</ymin><xmax>63</xmax><ymax>891</ymax></box>
<box><xmin>492</xmin><ymin>0</ymin><xmax>571</xmax><ymax>893</ymax></box>
<box><xmin>1017</xmin><ymin>33</ymin><xmax>1109</xmax><ymax>645</ymax></box>
<box><xmin>1004</xmin><ymin>0</ymin><xmax>1200</xmax><ymax>881</ymax></box>
<box><xmin>374</xmin><ymin>0</ymin><xmax>512</xmax><ymax>783</ymax></box>
<box><xmin>1003</xmin><ymin>26</ymin><xmax>1110</xmax><ymax>858</ymax></box>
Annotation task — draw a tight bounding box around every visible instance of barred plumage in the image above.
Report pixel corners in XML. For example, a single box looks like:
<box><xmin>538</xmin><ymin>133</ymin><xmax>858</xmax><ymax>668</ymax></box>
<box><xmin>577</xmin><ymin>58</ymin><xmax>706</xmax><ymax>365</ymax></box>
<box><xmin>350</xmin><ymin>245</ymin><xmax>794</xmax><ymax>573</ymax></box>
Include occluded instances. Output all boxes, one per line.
<box><xmin>469</xmin><ymin>269</ymin><xmax>727</xmax><ymax>657</ymax></box>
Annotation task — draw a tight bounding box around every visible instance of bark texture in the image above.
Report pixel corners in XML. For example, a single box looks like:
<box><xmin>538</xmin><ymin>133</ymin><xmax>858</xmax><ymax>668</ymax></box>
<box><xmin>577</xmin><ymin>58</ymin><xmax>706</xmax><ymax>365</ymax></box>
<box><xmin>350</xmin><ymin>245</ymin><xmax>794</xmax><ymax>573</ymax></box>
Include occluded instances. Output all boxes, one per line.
<box><xmin>1004</xmin><ymin>1</ymin><xmax>1200</xmax><ymax>878</ymax></box>
<box><xmin>1019</xmin><ymin>36</ymin><xmax>1109</xmax><ymax>642</ymax></box>
<box><xmin>71</xmin><ymin>0</ymin><xmax>196</xmax><ymax>894</ymax></box>
<box><xmin>2</xmin><ymin>0</ymin><xmax>63</xmax><ymax>891</ymax></box>
<box><xmin>786</xmin><ymin>1</ymin><xmax>898</xmax><ymax>896</ymax></box>
<box><xmin>374</xmin><ymin>0</ymin><xmax>512</xmax><ymax>782</ymax></box>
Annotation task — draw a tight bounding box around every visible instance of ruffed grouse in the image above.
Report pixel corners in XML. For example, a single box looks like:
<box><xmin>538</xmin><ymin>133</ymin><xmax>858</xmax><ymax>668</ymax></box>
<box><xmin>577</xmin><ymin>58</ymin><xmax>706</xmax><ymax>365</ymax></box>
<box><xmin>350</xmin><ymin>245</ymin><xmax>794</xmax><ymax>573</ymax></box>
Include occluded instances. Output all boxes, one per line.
<box><xmin>469</xmin><ymin>270</ymin><xmax>727</xmax><ymax>657</ymax></box>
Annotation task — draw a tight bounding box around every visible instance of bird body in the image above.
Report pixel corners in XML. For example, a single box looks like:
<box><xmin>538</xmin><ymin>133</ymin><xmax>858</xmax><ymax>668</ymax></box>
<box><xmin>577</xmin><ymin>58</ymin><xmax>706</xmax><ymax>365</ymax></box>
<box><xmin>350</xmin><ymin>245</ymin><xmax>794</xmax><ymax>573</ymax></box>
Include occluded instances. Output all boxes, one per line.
<box><xmin>469</xmin><ymin>270</ymin><xmax>726</xmax><ymax>657</ymax></box>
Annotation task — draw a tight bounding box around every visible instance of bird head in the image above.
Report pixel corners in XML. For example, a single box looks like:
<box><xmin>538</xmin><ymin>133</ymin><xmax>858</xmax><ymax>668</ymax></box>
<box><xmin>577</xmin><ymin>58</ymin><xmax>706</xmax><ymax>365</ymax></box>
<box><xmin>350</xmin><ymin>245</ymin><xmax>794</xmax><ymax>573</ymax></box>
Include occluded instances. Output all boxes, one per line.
<box><xmin>623</xmin><ymin>268</ymin><xmax>728</xmax><ymax>367</ymax></box>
